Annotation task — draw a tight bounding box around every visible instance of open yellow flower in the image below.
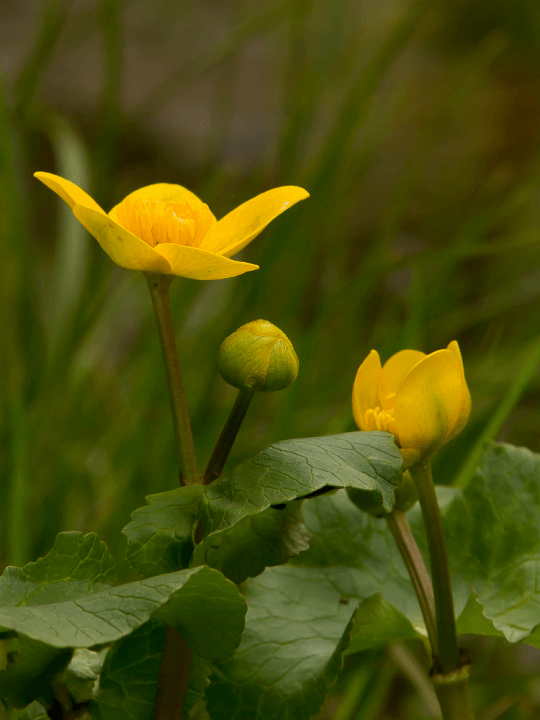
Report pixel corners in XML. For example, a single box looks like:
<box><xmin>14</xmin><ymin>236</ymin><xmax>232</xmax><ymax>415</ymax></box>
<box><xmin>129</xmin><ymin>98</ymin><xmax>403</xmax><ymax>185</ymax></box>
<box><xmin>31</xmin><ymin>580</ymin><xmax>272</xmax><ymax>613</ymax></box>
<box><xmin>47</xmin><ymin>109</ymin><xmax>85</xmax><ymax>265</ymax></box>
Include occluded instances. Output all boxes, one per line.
<box><xmin>352</xmin><ymin>342</ymin><xmax>470</xmax><ymax>467</ymax></box>
<box><xmin>34</xmin><ymin>172</ymin><xmax>309</xmax><ymax>280</ymax></box>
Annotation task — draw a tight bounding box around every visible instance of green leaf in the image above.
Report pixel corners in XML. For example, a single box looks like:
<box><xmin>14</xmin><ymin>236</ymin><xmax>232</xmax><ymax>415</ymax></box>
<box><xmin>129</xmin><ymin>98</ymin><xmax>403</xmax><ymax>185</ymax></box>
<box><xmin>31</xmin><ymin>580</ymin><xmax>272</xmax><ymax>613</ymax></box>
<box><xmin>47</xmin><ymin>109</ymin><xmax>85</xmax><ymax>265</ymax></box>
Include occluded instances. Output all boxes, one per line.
<box><xmin>12</xmin><ymin>702</ymin><xmax>48</xmax><ymax>719</ymax></box>
<box><xmin>123</xmin><ymin>485</ymin><xmax>203</xmax><ymax>577</ymax></box>
<box><xmin>64</xmin><ymin>648</ymin><xmax>104</xmax><ymax>704</ymax></box>
<box><xmin>295</xmin><ymin>442</ymin><xmax>540</xmax><ymax>652</ymax></box>
<box><xmin>293</xmin><ymin>489</ymin><xmax>429</xmax><ymax>635</ymax></box>
<box><xmin>0</xmin><ymin>564</ymin><xmax>244</xmax><ymax>658</ymax></box>
<box><xmin>345</xmin><ymin>594</ymin><xmax>419</xmax><ymax>654</ymax></box>
<box><xmin>203</xmin><ymin>431</ymin><xmax>402</xmax><ymax>535</ymax></box>
<box><xmin>0</xmin><ymin>534</ymin><xmax>245</xmax><ymax>707</ymax></box>
<box><xmin>90</xmin><ymin>622</ymin><xmax>209</xmax><ymax>720</ymax></box>
<box><xmin>152</xmin><ymin>566</ymin><xmax>246</xmax><ymax>659</ymax></box>
<box><xmin>0</xmin><ymin>532</ymin><xmax>115</xmax><ymax>706</ymax></box>
<box><xmin>0</xmin><ymin>639</ymin><xmax>72</xmax><ymax>708</ymax></box>
<box><xmin>123</xmin><ymin>431</ymin><xmax>400</xmax><ymax>582</ymax></box>
<box><xmin>438</xmin><ymin>442</ymin><xmax>540</xmax><ymax>645</ymax></box>
<box><xmin>0</xmin><ymin>636</ymin><xmax>18</xmax><ymax>672</ymax></box>
<box><xmin>90</xmin><ymin>622</ymin><xmax>164</xmax><ymax>720</ymax></box>
<box><xmin>192</xmin><ymin>501</ymin><xmax>311</xmax><ymax>584</ymax></box>
<box><xmin>206</xmin><ymin>565</ymin><xmax>357</xmax><ymax>720</ymax></box>
<box><xmin>0</xmin><ymin>533</ymin><xmax>117</xmax><ymax>607</ymax></box>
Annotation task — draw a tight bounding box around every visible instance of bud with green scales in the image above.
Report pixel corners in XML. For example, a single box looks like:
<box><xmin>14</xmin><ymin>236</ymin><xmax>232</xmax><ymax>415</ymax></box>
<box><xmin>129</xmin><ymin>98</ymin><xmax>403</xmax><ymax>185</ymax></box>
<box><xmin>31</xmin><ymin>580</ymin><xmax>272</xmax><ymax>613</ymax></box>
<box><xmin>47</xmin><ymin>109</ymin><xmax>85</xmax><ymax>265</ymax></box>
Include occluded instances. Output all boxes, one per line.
<box><xmin>218</xmin><ymin>319</ymin><xmax>299</xmax><ymax>392</ymax></box>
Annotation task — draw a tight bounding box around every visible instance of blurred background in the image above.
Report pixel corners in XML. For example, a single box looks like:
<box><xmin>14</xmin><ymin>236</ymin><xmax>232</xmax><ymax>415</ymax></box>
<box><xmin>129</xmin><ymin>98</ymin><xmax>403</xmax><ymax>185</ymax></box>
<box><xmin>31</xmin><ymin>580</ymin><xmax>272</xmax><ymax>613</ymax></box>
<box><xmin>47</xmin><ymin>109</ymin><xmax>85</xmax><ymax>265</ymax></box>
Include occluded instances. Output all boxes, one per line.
<box><xmin>2</xmin><ymin>0</ymin><xmax>540</xmax><ymax>716</ymax></box>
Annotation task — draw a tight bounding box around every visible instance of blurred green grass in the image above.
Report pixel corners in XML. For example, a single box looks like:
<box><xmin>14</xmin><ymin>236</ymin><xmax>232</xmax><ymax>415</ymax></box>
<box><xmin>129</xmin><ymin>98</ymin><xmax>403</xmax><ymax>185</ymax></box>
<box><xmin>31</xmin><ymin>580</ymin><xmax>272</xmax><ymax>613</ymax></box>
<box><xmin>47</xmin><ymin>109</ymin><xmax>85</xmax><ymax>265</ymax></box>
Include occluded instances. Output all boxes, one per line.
<box><xmin>3</xmin><ymin>0</ymin><xmax>540</xmax><ymax>715</ymax></box>
<box><xmin>2</xmin><ymin>0</ymin><xmax>540</xmax><ymax>564</ymax></box>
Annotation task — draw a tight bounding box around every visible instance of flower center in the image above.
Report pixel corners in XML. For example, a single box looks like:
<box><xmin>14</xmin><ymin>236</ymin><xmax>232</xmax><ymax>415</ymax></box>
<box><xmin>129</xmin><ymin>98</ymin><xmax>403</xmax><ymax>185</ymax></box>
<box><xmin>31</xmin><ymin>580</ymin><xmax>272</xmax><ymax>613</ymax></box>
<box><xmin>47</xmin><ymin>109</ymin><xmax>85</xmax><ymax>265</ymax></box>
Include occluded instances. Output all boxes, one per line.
<box><xmin>114</xmin><ymin>196</ymin><xmax>214</xmax><ymax>248</ymax></box>
<box><xmin>363</xmin><ymin>406</ymin><xmax>398</xmax><ymax>437</ymax></box>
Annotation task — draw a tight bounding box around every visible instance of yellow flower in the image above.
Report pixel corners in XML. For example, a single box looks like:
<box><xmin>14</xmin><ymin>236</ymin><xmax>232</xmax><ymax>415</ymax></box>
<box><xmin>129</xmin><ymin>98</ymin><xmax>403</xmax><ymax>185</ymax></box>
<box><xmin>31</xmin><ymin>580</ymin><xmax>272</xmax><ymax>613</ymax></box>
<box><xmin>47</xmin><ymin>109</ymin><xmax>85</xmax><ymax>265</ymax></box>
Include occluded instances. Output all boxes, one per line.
<box><xmin>34</xmin><ymin>173</ymin><xmax>309</xmax><ymax>280</ymax></box>
<box><xmin>352</xmin><ymin>342</ymin><xmax>471</xmax><ymax>467</ymax></box>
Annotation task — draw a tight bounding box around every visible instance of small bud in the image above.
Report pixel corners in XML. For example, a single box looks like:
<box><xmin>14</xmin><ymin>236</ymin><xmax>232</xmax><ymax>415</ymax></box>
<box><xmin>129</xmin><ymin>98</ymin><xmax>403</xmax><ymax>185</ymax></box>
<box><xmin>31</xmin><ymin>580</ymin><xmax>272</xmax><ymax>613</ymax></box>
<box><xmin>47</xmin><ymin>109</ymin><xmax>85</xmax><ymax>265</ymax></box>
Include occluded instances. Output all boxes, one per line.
<box><xmin>218</xmin><ymin>319</ymin><xmax>299</xmax><ymax>392</ymax></box>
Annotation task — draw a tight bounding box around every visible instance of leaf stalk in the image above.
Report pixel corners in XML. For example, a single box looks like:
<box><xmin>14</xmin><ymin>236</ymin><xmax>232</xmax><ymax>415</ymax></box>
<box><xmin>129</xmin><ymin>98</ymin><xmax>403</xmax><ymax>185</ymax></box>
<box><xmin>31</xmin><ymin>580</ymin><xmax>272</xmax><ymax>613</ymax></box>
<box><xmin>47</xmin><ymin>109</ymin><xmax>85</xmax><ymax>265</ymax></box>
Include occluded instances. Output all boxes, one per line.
<box><xmin>386</xmin><ymin>509</ymin><xmax>438</xmax><ymax>658</ymax></box>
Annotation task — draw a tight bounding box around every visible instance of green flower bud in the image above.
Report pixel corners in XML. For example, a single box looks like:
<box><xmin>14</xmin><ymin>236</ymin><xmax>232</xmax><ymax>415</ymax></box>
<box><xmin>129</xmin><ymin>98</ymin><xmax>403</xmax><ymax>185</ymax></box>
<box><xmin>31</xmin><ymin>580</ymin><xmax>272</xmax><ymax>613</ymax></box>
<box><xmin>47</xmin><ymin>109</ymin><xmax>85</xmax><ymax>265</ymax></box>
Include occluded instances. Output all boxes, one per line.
<box><xmin>218</xmin><ymin>319</ymin><xmax>299</xmax><ymax>392</ymax></box>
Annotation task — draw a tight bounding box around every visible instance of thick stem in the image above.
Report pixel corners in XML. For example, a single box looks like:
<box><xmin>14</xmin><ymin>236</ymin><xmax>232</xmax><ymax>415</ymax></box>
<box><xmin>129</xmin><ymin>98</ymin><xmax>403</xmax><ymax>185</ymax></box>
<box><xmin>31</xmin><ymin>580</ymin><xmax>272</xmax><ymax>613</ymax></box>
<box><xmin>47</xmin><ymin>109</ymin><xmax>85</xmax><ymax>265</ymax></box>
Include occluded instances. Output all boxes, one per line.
<box><xmin>433</xmin><ymin>666</ymin><xmax>475</xmax><ymax>720</ymax></box>
<box><xmin>386</xmin><ymin>509</ymin><xmax>438</xmax><ymax>658</ymax></box>
<box><xmin>153</xmin><ymin>627</ymin><xmax>192</xmax><ymax>720</ymax></box>
<box><xmin>409</xmin><ymin>462</ymin><xmax>459</xmax><ymax>674</ymax></box>
<box><xmin>146</xmin><ymin>273</ymin><xmax>199</xmax><ymax>485</ymax></box>
<box><xmin>203</xmin><ymin>388</ymin><xmax>254</xmax><ymax>484</ymax></box>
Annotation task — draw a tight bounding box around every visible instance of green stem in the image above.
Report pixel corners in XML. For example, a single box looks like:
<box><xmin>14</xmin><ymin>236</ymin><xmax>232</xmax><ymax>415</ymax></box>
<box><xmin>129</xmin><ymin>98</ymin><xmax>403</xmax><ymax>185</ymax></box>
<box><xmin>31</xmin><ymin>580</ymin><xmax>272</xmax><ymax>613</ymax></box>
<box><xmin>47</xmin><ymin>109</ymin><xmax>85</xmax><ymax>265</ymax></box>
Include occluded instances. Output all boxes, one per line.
<box><xmin>409</xmin><ymin>461</ymin><xmax>459</xmax><ymax>674</ymax></box>
<box><xmin>203</xmin><ymin>388</ymin><xmax>254</xmax><ymax>484</ymax></box>
<box><xmin>386</xmin><ymin>510</ymin><xmax>438</xmax><ymax>658</ymax></box>
<box><xmin>146</xmin><ymin>273</ymin><xmax>197</xmax><ymax>720</ymax></box>
<box><xmin>433</xmin><ymin>666</ymin><xmax>475</xmax><ymax>720</ymax></box>
<box><xmin>146</xmin><ymin>273</ymin><xmax>199</xmax><ymax>485</ymax></box>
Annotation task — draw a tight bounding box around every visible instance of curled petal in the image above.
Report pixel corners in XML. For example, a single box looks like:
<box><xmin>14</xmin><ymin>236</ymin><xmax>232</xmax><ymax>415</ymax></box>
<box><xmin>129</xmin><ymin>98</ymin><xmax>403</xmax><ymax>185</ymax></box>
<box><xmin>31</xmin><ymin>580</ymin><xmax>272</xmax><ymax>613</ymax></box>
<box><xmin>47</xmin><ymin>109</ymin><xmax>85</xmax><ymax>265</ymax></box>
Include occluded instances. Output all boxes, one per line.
<box><xmin>394</xmin><ymin>349</ymin><xmax>464</xmax><ymax>458</ymax></box>
<box><xmin>154</xmin><ymin>244</ymin><xmax>258</xmax><ymax>280</ymax></box>
<box><xmin>201</xmin><ymin>186</ymin><xmax>309</xmax><ymax>257</ymax></box>
<box><xmin>445</xmin><ymin>341</ymin><xmax>471</xmax><ymax>442</ymax></box>
<box><xmin>352</xmin><ymin>350</ymin><xmax>382</xmax><ymax>430</ymax></box>
<box><xmin>379</xmin><ymin>349</ymin><xmax>426</xmax><ymax>409</ymax></box>
<box><xmin>73</xmin><ymin>206</ymin><xmax>171</xmax><ymax>273</ymax></box>
<box><xmin>34</xmin><ymin>172</ymin><xmax>104</xmax><ymax>214</ymax></box>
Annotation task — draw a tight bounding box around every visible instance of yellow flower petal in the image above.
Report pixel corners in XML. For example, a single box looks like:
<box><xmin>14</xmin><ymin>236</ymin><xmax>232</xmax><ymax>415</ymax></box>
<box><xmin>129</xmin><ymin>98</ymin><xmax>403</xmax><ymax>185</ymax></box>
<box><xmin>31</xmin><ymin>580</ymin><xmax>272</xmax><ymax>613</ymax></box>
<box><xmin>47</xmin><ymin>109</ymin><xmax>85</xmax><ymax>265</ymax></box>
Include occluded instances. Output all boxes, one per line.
<box><xmin>108</xmin><ymin>183</ymin><xmax>216</xmax><ymax>227</ymax></box>
<box><xmin>445</xmin><ymin>341</ymin><xmax>471</xmax><ymax>442</ymax></box>
<box><xmin>379</xmin><ymin>349</ymin><xmax>426</xmax><ymax>409</ymax></box>
<box><xmin>153</xmin><ymin>243</ymin><xmax>258</xmax><ymax>280</ymax></box>
<box><xmin>34</xmin><ymin>172</ymin><xmax>104</xmax><ymax>213</ymax></box>
<box><xmin>352</xmin><ymin>350</ymin><xmax>382</xmax><ymax>430</ymax></box>
<box><xmin>394</xmin><ymin>349</ymin><xmax>464</xmax><ymax>458</ymax></box>
<box><xmin>72</xmin><ymin>205</ymin><xmax>171</xmax><ymax>273</ymax></box>
<box><xmin>200</xmin><ymin>186</ymin><xmax>309</xmax><ymax>257</ymax></box>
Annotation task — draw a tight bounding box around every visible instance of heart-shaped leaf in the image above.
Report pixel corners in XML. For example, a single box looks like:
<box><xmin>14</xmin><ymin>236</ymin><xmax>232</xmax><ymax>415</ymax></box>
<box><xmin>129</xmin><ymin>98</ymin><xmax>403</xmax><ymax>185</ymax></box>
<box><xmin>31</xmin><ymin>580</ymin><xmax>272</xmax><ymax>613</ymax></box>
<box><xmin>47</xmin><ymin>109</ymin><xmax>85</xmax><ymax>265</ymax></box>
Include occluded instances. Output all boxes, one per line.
<box><xmin>206</xmin><ymin>565</ymin><xmax>357</xmax><ymax>720</ymax></box>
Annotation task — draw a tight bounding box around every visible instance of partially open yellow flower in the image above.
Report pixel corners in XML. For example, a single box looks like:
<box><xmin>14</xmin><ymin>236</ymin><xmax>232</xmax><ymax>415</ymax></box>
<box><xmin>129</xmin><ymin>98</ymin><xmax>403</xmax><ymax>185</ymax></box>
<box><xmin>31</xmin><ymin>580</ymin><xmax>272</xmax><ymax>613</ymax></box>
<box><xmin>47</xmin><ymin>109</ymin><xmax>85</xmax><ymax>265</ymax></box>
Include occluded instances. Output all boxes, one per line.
<box><xmin>352</xmin><ymin>342</ymin><xmax>471</xmax><ymax>467</ymax></box>
<box><xmin>34</xmin><ymin>173</ymin><xmax>309</xmax><ymax>280</ymax></box>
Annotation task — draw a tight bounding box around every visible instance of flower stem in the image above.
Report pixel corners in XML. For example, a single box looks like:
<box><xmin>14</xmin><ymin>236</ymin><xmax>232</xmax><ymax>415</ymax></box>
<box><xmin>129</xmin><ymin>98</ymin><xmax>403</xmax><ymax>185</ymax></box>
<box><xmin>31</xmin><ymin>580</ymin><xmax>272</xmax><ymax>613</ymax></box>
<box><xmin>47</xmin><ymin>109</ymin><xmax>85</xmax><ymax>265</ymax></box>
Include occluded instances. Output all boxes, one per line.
<box><xmin>203</xmin><ymin>388</ymin><xmax>254</xmax><ymax>485</ymax></box>
<box><xmin>146</xmin><ymin>273</ymin><xmax>197</xmax><ymax>719</ymax></box>
<box><xmin>153</xmin><ymin>627</ymin><xmax>192</xmax><ymax>720</ymax></box>
<box><xmin>146</xmin><ymin>273</ymin><xmax>199</xmax><ymax>485</ymax></box>
<box><xmin>433</xmin><ymin>666</ymin><xmax>475</xmax><ymax>720</ymax></box>
<box><xmin>409</xmin><ymin>461</ymin><xmax>459</xmax><ymax>674</ymax></box>
<box><xmin>386</xmin><ymin>509</ymin><xmax>438</xmax><ymax>659</ymax></box>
